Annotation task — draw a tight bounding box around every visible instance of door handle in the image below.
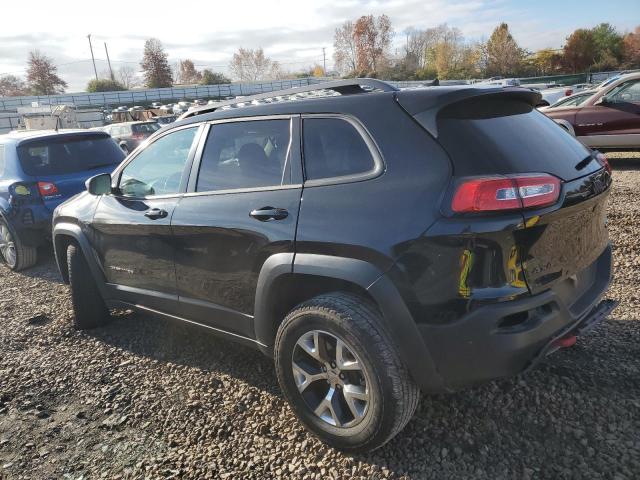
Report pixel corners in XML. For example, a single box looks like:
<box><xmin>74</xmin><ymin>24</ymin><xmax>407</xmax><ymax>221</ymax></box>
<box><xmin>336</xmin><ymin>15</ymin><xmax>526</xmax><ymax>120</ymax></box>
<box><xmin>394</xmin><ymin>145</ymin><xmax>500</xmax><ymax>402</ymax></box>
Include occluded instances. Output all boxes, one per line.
<box><xmin>249</xmin><ymin>207</ymin><xmax>288</xmax><ymax>221</ymax></box>
<box><xmin>144</xmin><ymin>208</ymin><xmax>168</xmax><ymax>220</ymax></box>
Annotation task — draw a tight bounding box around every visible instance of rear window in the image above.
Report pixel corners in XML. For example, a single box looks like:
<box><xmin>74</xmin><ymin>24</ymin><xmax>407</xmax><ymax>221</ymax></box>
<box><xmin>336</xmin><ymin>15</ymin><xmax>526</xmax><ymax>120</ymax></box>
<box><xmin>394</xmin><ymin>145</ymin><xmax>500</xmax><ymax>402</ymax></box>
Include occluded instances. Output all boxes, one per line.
<box><xmin>437</xmin><ymin>98</ymin><xmax>598</xmax><ymax>181</ymax></box>
<box><xmin>17</xmin><ymin>135</ymin><xmax>125</xmax><ymax>176</ymax></box>
<box><xmin>132</xmin><ymin>123</ymin><xmax>161</xmax><ymax>134</ymax></box>
<box><xmin>303</xmin><ymin>118</ymin><xmax>375</xmax><ymax>181</ymax></box>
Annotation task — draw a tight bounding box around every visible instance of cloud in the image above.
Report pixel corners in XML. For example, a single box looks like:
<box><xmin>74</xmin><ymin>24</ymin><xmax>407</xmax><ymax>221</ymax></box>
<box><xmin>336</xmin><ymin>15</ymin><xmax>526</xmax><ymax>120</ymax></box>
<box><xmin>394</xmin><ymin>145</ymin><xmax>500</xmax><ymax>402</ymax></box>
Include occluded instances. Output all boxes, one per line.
<box><xmin>0</xmin><ymin>0</ymin><xmax>634</xmax><ymax>92</ymax></box>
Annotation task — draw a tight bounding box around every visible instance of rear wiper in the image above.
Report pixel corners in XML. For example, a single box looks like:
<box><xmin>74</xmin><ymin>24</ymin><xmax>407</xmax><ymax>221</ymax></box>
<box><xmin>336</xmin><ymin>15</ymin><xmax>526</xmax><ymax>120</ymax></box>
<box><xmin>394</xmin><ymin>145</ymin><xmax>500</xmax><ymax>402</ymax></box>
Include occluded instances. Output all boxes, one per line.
<box><xmin>575</xmin><ymin>154</ymin><xmax>594</xmax><ymax>171</ymax></box>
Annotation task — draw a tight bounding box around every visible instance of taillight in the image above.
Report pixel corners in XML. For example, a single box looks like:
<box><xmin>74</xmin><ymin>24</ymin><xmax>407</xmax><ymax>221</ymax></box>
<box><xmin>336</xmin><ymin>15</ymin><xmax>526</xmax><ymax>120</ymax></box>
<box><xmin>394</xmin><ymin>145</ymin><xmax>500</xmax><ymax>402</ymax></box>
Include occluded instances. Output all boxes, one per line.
<box><xmin>595</xmin><ymin>152</ymin><xmax>612</xmax><ymax>174</ymax></box>
<box><xmin>37</xmin><ymin>181</ymin><xmax>59</xmax><ymax>197</ymax></box>
<box><xmin>452</xmin><ymin>174</ymin><xmax>561</xmax><ymax>213</ymax></box>
<box><xmin>564</xmin><ymin>89</ymin><xmax>573</xmax><ymax>96</ymax></box>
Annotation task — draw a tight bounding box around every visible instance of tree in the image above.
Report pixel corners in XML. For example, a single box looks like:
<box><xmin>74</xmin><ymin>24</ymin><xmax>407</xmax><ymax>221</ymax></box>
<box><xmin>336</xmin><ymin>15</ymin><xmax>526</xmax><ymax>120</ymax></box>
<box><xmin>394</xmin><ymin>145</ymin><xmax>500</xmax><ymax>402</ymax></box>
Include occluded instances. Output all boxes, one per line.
<box><xmin>118</xmin><ymin>66</ymin><xmax>139</xmax><ymax>89</ymax></box>
<box><xmin>200</xmin><ymin>69</ymin><xmax>230</xmax><ymax>85</ymax></box>
<box><xmin>86</xmin><ymin>78</ymin><xmax>126</xmax><ymax>92</ymax></box>
<box><xmin>26</xmin><ymin>51</ymin><xmax>67</xmax><ymax>95</ymax></box>
<box><xmin>229</xmin><ymin>48</ymin><xmax>280</xmax><ymax>81</ymax></box>
<box><xmin>353</xmin><ymin>14</ymin><xmax>393</xmax><ymax>74</ymax></box>
<box><xmin>529</xmin><ymin>48</ymin><xmax>563</xmax><ymax>75</ymax></box>
<box><xmin>140</xmin><ymin>38</ymin><xmax>173</xmax><ymax>88</ymax></box>
<box><xmin>591</xmin><ymin>23</ymin><xmax>624</xmax><ymax>69</ymax></box>
<box><xmin>333</xmin><ymin>21</ymin><xmax>357</xmax><ymax>75</ymax></box>
<box><xmin>0</xmin><ymin>75</ymin><xmax>28</xmax><ymax>97</ymax></box>
<box><xmin>622</xmin><ymin>26</ymin><xmax>640</xmax><ymax>68</ymax></box>
<box><xmin>563</xmin><ymin>29</ymin><xmax>596</xmax><ymax>72</ymax></box>
<box><xmin>485</xmin><ymin>23</ymin><xmax>525</xmax><ymax>76</ymax></box>
<box><xmin>178</xmin><ymin>59</ymin><xmax>202</xmax><ymax>84</ymax></box>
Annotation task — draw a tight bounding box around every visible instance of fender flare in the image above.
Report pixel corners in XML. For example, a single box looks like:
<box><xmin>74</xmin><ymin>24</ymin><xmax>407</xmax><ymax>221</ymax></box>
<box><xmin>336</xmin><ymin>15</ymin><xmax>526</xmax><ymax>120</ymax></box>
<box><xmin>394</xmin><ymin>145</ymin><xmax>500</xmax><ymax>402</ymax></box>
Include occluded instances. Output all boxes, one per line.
<box><xmin>254</xmin><ymin>253</ymin><xmax>446</xmax><ymax>393</ymax></box>
<box><xmin>553</xmin><ymin>119</ymin><xmax>576</xmax><ymax>137</ymax></box>
<box><xmin>52</xmin><ymin>222</ymin><xmax>109</xmax><ymax>298</ymax></box>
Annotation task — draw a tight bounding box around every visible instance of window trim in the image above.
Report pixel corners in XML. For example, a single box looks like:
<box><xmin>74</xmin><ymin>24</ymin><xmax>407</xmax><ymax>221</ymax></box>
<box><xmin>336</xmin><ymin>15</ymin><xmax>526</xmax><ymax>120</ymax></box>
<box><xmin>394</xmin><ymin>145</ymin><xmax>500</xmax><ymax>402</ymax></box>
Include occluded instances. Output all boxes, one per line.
<box><xmin>110</xmin><ymin>123</ymin><xmax>204</xmax><ymax>200</ymax></box>
<box><xmin>0</xmin><ymin>144</ymin><xmax>5</xmax><ymax>178</ymax></box>
<box><xmin>184</xmin><ymin>114</ymin><xmax>303</xmax><ymax>196</ymax></box>
<box><xmin>301</xmin><ymin>113</ymin><xmax>385</xmax><ymax>187</ymax></box>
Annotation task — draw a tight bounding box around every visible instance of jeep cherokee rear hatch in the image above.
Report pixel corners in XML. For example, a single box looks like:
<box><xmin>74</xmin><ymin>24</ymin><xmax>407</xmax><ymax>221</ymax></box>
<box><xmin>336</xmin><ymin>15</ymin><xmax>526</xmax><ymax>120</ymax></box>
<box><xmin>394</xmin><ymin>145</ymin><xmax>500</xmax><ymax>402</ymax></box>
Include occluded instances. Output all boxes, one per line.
<box><xmin>397</xmin><ymin>87</ymin><xmax>611</xmax><ymax>304</ymax></box>
<box><xmin>17</xmin><ymin>132</ymin><xmax>125</xmax><ymax>211</ymax></box>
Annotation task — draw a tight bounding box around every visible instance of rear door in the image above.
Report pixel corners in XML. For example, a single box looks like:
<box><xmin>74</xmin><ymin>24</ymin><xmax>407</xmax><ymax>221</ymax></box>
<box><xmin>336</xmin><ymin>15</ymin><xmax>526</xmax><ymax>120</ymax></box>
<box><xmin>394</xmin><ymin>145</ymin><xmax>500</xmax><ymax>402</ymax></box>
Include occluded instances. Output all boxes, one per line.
<box><xmin>171</xmin><ymin>116</ymin><xmax>302</xmax><ymax>338</ymax></box>
<box><xmin>91</xmin><ymin>125</ymin><xmax>202</xmax><ymax>314</ymax></box>
<box><xmin>16</xmin><ymin>133</ymin><xmax>125</xmax><ymax>211</ymax></box>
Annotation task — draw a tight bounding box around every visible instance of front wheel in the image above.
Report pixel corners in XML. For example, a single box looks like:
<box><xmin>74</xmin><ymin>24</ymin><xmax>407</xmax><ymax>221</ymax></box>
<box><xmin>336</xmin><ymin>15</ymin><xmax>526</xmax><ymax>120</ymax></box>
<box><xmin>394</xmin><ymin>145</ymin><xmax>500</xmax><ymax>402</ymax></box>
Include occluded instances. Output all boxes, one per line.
<box><xmin>67</xmin><ymin>243</ymin><xmax>111</xmax><ymax>329</ymax></box>
<box><xmin>275</xmin><ymin>292</ymin><xmax>419</xmax><ymax>452</ymax></box>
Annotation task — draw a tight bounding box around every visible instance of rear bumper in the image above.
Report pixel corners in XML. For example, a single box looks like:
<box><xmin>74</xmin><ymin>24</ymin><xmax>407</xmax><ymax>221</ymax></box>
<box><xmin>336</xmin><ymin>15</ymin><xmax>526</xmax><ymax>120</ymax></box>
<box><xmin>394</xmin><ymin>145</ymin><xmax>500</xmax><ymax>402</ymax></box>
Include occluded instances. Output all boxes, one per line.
<box><xmin>4</xmin><ymin>205</ymin><xmax>52</xmax><ymax>247</ymax></box>
<box><xmin>418</xmin><ymin>244</ymin><xmax>614</xmax><ymax>391</ymax></box>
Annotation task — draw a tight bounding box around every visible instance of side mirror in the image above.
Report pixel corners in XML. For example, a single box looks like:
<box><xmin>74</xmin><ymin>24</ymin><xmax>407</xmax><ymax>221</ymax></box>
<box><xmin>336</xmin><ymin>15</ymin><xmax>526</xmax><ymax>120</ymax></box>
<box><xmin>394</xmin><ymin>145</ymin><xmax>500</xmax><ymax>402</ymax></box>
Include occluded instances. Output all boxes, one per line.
<box><xmin>86</xmin><ymin>173</ymin><xmax>112</xmax><ymax>196</ymax></box>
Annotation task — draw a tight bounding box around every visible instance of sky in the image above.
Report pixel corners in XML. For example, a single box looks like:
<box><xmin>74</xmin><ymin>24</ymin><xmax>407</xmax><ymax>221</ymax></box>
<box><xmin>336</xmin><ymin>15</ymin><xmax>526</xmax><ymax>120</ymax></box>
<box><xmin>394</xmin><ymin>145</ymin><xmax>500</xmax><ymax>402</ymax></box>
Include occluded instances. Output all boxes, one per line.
<box><xmin>0</xmin><ymin>0</ymin><xmax>638</xmax><ymax>92</ymax></box>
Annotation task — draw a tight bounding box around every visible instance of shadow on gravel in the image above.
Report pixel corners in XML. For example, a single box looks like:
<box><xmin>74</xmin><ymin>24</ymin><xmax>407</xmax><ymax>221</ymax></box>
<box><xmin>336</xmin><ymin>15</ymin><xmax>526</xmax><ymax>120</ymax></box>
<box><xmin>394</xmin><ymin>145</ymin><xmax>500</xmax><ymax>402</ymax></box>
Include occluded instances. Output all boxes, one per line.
<box><xmin>15</xmin><ymin>246</ymin><xmax>65</xmax><ymax>285</ymax></box>
<box><xmin>85</xmin><ymin>311</ymin><xmax>280</xmax><ymax>395</ymax></box>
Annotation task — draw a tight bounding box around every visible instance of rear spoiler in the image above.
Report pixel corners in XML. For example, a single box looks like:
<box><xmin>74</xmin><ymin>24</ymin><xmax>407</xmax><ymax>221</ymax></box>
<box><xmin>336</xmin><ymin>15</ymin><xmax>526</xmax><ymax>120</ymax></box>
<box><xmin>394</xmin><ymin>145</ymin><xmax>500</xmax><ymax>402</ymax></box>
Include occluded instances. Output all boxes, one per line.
<box><xmin>396</xmin><ymin>87</ymin><xmax>542</xmax><ymax>138</ymax></box>
<box><xmin>16</xmin><ymin>130</ymin><xmax>111</xmax><ymax>147</ymax></box>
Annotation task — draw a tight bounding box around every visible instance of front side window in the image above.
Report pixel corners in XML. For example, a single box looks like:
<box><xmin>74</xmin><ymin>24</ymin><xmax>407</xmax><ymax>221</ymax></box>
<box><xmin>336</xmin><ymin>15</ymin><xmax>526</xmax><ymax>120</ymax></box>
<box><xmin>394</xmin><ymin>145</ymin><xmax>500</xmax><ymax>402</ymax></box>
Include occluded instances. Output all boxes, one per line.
<box><xmin>119</xmin><ymin>127</ymin><xmax>197</xmax><ymax>197</ymax></box>
<box><xmin>302</xmin><ymin>117</ymin><xmax>375</xmax><ymax>181</ymax></box>
<box><xmin>606</xmin><ymin>80</ymin><xmax>640</xmax><ymax>104</ymax></box>
<box><xmin>196</xmin><ymin>119</ymin><xmax>292</xmax><ymax>192</ymax></box>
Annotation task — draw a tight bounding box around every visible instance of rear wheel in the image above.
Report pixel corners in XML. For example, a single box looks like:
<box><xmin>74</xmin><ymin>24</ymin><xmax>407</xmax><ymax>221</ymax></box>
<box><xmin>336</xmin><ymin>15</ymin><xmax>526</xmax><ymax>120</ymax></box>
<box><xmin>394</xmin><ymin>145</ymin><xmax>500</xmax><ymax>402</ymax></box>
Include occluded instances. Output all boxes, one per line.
<box><xmin>275</xmin><ymin>292</ymin><xmax>419</xmax><ymax>452</ymax></box>
<box><xmin>0</xmin><ymin>218</ymin><xmax>37</xmax><ymax>271</ymax></box>
<box><xmin>67</xmin><ymin>243</ymin><xmax>111</xmax><ymax>329</ymax></box>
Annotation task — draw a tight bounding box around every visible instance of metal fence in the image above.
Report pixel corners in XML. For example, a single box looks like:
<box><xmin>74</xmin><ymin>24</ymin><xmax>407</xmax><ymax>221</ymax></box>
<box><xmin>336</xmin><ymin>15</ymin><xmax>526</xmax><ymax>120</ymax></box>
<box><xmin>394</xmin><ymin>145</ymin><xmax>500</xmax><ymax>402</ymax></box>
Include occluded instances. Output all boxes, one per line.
<box><xmin>0</xmin><ymin>78</ymin><xmax>327</xmax><ymax>112</ymax></box>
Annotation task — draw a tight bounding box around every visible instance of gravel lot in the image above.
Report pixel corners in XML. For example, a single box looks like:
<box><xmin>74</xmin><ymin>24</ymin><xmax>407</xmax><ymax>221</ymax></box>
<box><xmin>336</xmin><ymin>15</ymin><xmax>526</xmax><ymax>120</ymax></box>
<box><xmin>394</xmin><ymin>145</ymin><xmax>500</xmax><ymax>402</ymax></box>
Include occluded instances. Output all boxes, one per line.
<box><xmin>1</xmin><ymin>155</ymin><xmax>639</xmax><ymax>479</ymax></box>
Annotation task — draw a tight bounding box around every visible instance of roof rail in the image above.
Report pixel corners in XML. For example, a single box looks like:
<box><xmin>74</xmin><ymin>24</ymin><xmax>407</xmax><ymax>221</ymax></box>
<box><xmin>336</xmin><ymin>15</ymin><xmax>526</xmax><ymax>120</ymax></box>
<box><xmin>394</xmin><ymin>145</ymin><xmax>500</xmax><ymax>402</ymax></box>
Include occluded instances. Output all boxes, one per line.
<box><xmin>178</xmin><ymin>78</ymin><xmax>398</xmax><ymax>120</ymax></box>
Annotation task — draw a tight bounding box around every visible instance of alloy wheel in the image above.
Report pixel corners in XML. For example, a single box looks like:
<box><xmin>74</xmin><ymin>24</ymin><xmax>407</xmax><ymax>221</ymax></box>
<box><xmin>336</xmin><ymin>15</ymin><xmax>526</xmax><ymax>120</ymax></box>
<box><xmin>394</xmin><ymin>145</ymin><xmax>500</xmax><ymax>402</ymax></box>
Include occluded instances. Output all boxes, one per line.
<box><xmin>292</xmin><ymin>330</ymin><xmax>370</xmax><ymax>428</ymax></box>
<box><xmin>0</xmin><ymin>223</ymin><xmax>17</xmax><ymax>268</ymax></box>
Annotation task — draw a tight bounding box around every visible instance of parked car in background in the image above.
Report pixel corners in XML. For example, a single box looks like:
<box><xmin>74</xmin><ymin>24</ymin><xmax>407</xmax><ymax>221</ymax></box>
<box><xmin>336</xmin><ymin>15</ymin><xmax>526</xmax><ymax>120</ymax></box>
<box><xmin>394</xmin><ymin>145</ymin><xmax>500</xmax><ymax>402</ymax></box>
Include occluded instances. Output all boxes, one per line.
<box><xmin>52</xmin><ymin>79</ymin><xmax>615</xmax><ymax>452</ymax></box>
<box><xmin>150</xmin><ymin>102</ymin><xmax>162</xmax><ymax>109</ymax></box>
<box><xmin>102</xmin><ymin>121</ymin><xmax>161</xmax><ymax>153</ymax></box>
<box><xmin>173</xmin><ymin>101</ymin><xmax>192</xmax><ymax>115</ymax></box>
<box><xmin>545</xmin><ymin>72</ymin><xmax>640</xmax><ymax>149</ymax></box>
<box><xmin>538</xmin><ymin>90</ymin><xmax>595</xmax><ymax>111</ymax></box>
<box><xmin>0</xmin><ymin>130</ymin><xmax>124</xmax><ymax>270</ymax></box>
<box><xmin>155</xmin><ymin>115</ymin><xmax>177</xmax><ymax>125</ymax></box>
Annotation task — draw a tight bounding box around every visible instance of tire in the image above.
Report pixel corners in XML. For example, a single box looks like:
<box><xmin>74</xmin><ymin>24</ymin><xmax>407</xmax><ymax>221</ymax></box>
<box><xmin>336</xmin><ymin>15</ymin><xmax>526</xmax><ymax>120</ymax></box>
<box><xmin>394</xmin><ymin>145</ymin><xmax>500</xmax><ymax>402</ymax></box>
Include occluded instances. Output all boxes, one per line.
<box><xmin>0</xmin><ymin>218</ymin><xmax>37</xmax><ymax>271</ymax></box>
<box><xmin>67</xmin><ymin>243</ymin><xmax>111</xmax><ymax>329</ymax></box>
<box><xmin>274</xmin><ymin>292</ymin><xmax>420</xmax><ymax>452</ymax></box>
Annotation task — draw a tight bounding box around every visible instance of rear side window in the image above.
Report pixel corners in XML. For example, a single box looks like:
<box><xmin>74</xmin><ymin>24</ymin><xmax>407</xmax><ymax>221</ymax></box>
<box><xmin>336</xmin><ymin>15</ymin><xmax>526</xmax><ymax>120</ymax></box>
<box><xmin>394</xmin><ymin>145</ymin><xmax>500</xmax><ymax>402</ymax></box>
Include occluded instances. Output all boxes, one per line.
<box><xmin>303</xmin><ymin>118</ymin><xmax>375</xmax><ymax>181</ymax></box>
<box><xmin>196</xmin><ymin>119</ymin><xmax>292</xmax><ymax>192</ymax></box>
<box><xmin>437</xmin><ymin>98</ymin><xmax>597</xmax><ymax>181</ymax></box>
<box><xmin>0</xmin><ymin>145</ymin><xmax>5</xmax><ymax>177</ymax></box>
<box><xmin>17</xmin><ymin>135</ymin><xmax>125</xmax><ymax>176</ymax></box>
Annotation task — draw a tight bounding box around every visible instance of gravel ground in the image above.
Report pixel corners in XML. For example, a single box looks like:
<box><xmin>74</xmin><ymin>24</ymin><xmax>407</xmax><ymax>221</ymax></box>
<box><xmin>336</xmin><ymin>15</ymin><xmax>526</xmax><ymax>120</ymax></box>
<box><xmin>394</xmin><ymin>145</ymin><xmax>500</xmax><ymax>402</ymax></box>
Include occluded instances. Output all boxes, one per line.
<box><xmin>1</xmin><ymin>156</ymin><xmax>639</xmax><ymax>479</ymax></box>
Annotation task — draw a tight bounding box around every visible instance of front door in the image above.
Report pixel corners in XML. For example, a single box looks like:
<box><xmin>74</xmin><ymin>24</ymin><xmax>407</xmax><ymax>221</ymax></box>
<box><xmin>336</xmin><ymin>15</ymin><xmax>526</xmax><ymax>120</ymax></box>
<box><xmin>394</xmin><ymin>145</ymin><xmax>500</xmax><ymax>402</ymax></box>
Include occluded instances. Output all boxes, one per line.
<box><xmin>575</xmin><ymin>78</ymin><xmax>640</xmax><ymax>146</ymax></box>
<box><xmin>172</xmin><ymin>116</ymin><xmax>302</xmax><ymax>338</ymax></box>
<box><xmin>91</xmin><ymin>125</ymin><xmax>201</xmax><ymax>313</ymax></box>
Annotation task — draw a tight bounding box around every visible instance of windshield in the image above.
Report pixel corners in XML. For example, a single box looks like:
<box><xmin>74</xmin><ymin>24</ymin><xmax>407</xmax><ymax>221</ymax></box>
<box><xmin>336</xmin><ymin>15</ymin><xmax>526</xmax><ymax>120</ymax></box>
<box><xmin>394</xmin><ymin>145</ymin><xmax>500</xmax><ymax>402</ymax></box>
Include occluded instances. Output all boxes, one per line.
<box><xmin>132</xmin><ymin>123</ymin><xmax>161</xmax><ymax>134</ymax></box>
<box><xmin>17</xmin><ymin>135</ymin><xmax>125</xmax><ymax>176</ymax></box>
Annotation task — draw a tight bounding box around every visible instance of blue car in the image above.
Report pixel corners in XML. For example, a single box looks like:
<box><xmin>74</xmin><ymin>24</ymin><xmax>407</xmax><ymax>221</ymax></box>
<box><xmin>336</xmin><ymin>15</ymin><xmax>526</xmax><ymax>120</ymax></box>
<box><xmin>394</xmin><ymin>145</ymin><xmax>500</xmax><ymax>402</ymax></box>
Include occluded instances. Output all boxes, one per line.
<box><xmin>0</xmin><ymin>129</ymin><xmax>125</xmax><ymax>270</ymax></box>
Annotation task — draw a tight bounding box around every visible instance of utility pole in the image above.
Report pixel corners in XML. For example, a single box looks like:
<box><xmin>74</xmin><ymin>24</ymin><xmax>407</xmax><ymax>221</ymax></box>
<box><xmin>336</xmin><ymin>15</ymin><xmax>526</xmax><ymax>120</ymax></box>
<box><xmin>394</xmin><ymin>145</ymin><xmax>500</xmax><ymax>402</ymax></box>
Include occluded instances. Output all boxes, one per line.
<box><xmin>87</xmin><ymin>34</ymin><xmax>98</xmax><ymax>81</ymax></box>
<box><xmin>322</xmin><ymin>47</ymin><xmax>326</xmax><ymax>76</ymax></box>
<box><xmin>104</xmin><ymin>42</ymin><xmax>114</xmax><ymax>81</ymax></box>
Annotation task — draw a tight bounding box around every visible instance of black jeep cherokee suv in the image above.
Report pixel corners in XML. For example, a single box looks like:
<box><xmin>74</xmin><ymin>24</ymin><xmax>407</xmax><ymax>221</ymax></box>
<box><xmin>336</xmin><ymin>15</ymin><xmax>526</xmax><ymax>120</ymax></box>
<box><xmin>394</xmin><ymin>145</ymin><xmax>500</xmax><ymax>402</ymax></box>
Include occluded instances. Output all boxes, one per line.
<box><xmin>52</xmin><ymin>79</ymin><xmax>616</xmax><ymax>452</ymax></box>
